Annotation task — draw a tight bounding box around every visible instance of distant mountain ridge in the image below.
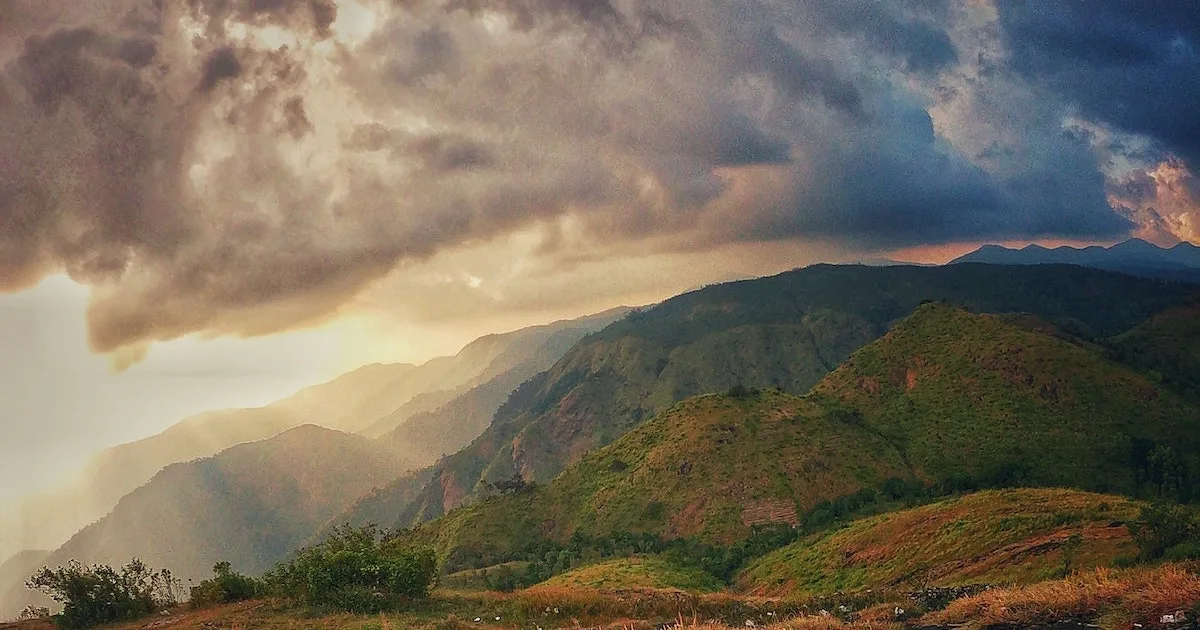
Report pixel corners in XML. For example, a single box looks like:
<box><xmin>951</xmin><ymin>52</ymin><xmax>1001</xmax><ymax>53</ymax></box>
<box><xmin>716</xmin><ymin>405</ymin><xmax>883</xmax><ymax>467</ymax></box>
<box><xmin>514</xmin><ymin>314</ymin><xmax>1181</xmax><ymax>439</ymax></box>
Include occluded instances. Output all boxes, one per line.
<box><xmin>0</xmin><ymin>426</ymin><xmax>410</xmax><ymax>619</ymax></box>
<box><xmin>0</xmin><ymin>308</ymin><xmax>630</xmax><ymax>580</ymax></box>
<box><xmin>951</xmin><ymin>238</ymin><xmax>1200</xmax><ymax>282</ymax></box>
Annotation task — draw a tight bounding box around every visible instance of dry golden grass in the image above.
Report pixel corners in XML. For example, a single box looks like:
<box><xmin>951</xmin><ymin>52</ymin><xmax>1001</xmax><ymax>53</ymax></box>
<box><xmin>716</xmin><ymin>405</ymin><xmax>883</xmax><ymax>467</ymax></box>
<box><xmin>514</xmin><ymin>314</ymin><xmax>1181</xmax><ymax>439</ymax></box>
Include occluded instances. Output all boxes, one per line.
<box><xmin>923</xmin><ymin>563</ymin><xmax>1200</xmax><ymax>629</ymax></box>
<box><xmin>621</xmin><ymin>614</ymin><xmax>901</xmax><ymax>630</ymax></box>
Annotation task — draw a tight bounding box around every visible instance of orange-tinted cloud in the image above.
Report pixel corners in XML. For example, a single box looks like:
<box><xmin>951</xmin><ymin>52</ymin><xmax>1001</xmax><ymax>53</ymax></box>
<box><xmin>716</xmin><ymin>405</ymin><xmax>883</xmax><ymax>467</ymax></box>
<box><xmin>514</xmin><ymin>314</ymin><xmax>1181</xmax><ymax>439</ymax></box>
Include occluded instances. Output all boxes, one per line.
<box><xmin>1109</xmin><ymin>158</ymin><xmax>1200</xmax><ymax>246</ymax></box>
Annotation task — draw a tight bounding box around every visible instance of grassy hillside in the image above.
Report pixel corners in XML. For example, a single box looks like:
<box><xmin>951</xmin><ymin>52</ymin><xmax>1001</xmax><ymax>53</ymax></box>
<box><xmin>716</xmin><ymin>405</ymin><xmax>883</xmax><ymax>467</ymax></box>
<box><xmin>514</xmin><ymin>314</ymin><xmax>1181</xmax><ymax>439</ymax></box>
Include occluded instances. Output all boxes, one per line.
<box><xmin>1108</xmin><ymin>301</ymin><xmax>1200</xmax><ymax>402</ymax></box>
<box><xmin>3</xmin><ymin>426</ymin><xmax>411</xmax><ymax>616</ymax></box>
<box><xmin>537</xmin><ymin>391</ymin><xmax>911</xmax><ymax>543</ymax></box>
<box><xmin>393</xmin><ymin>390</ymin><xmax>914</xmax><ymax>572</ymax></box>
<box><xmin>396</xmin><ymin>264</ymin><xmax>1198</xmax><ymax>527</ymax></box>
<box><xmin>811</xmin><ymin>303</ymin><xmax>1200</xmax><ymax>497</ymax></box>
<box><xmin>737</xmin><ymin>488</ymin><xmax>1142</xmax><ymax>596</ymax></box>
<box><xmin>533</xmin><ymin>556</ymin><xmax>725</xmax><ymax>593</ymax></box>
<box><xmin>395</xmin><ymin>302</ymin><xmax>1200</xmax><ymax>578</ymax></box>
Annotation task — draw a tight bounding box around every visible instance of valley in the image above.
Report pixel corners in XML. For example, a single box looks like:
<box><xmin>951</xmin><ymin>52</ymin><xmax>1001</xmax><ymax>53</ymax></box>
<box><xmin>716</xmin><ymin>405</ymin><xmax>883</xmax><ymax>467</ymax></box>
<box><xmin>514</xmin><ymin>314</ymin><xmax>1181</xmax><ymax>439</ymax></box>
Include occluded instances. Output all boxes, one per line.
<box><xmin>4</xmin><ymin>258</ymin><xmax>1200</xmax><ymax>629</ymax></box>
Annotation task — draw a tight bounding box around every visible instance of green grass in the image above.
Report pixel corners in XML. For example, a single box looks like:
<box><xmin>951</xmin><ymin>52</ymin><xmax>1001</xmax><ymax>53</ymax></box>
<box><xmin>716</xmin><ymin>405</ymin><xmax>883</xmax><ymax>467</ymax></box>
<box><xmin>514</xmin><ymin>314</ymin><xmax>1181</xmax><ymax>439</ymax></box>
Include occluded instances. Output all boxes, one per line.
<box><xmin>811</xmin><ymin>302</ymin><xmax>1200</xmax><ymax>496</ymax></box>
<box><xmin>737</xmin><ymin>488</ymin><xmax>1142</xmax><ymax>596</ymax></box>
<box><xmin>533</xmin><ymin>556</ymin><xmax>725</xmax><ymax>593</ymax></box>
<box><xmin>395</xmin><ymin>390</ymin><xmax>917</xmax><ymax>570</ymax></box>
<box><xmin>1108</xmin><ymin>301</ymin><xmax>1200</xmax><ymax>402</ymax></box>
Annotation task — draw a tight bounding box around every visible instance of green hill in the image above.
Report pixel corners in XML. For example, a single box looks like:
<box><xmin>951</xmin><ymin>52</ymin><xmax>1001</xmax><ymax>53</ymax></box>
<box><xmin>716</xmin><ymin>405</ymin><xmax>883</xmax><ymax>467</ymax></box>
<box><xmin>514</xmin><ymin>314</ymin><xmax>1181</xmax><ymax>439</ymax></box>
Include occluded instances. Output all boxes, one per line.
<box><xmin>737</xmin><ymin>488</ymin><xmax>1142</xmax><ymax>596</ymax></box>
<box><xmin>394</xmin><ymin>264</ymin><xmax>1198</xmax><ymax>527</ymax></box>
<box><xmin>1107</xmin><ymin>301</ymin><xmax>1200</xmax><ymax>402</ymax></box>
<box><xmin>811</xmin><ymin>302</ymin><xmax>1200</xmax><ymax>497</ymax></box>
<box><xmin>393</xmin><ymin>302</ymin><xmax>1200</xmax><ymax>578</ymax></box>
<box><xmin>533</xmin><ymin>556</ymin><xmax>725</xmax><ymax>593</ymax></box>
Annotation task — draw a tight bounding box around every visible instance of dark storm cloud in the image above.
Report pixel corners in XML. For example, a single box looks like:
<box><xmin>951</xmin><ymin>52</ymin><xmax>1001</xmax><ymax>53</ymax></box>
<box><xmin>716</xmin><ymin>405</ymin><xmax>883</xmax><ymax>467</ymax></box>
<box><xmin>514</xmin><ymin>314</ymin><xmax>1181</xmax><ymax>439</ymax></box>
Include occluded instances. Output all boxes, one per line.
<box><xmin>199</xmin><ymin>47</ymin><xmax>243</xmax><ymax>92</ymax></box>
<box><xmin>0</xmin><ymin>0</ymin><xmax>1179</xmax><ymax>360</ymax></box>
<box><xmin>996</xmin><ymin>0</ymin><xmax>1200</xmax><ymax>166</ymax></box>
<box><xmin>808</xmin><ymin>0</ymin><xmax>958</xmax><ymax>75</ymax></box>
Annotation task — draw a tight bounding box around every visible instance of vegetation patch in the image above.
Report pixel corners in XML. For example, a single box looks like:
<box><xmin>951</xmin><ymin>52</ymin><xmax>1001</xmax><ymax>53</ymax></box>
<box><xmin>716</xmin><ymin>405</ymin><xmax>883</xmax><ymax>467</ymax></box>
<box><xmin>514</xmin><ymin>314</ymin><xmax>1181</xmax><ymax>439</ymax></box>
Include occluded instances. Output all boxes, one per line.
<box><xmin>738</xmin><ymin>488</ymin><xmax>1142</xmax><ymax>596</ymax></box>
<box><xmin>532</xmin><ymin>556</ymin><xmax>725</xmax><ymax>593</ymax></box>
<box><xmin>923</xmin><ymin>563</ymin><xmax>1200</xmax><ymax>629</ymax></box>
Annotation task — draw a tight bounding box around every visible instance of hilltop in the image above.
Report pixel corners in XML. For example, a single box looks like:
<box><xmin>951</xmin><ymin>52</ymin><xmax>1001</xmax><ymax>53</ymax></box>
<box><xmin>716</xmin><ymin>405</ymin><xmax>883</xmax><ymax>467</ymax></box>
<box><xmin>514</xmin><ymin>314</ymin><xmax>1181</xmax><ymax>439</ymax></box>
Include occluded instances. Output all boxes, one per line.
<box><xmin>395</xmin><ymin>264</ymin><xmax>1199</xmax><ymax>527</ymax></box>
<box><xmin>811</xmin><ymin>302</ymin><xmax>1200</xmax><ymax>497</ymax></box>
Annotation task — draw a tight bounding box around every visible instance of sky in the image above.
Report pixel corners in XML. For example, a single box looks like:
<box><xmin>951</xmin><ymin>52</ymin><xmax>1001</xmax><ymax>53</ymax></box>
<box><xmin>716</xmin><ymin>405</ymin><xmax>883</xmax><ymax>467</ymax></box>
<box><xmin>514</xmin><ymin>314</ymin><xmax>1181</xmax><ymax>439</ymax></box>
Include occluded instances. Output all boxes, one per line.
<box><xmin>1</xmin><ymin>0</ymin><xmax>1199</xmax><ymax>501</ymax></box>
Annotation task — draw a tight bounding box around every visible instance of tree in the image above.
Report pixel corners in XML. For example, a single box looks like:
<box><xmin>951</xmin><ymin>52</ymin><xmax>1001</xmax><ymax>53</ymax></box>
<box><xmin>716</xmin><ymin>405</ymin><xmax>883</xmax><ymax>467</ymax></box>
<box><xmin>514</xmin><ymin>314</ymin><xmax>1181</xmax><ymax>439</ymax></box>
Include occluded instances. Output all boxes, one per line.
<box><xmin>27</xmin><ymin>559</ymin><xmax>179</xmax><ymax>629</ymax></box>
<box><xmin>1129</xmin><ymin>502</ymin><xmax>1198</xmax><ymax>560</ymax></box>
<box><xmin>189</xmin><ymin>561</ymin><xmax>262</xmax><ymax>608</ymax></box>
<box><xmin>264</xmin><ymin>524</ymin><xmax>437</xmax><ymax>613</ymax></box>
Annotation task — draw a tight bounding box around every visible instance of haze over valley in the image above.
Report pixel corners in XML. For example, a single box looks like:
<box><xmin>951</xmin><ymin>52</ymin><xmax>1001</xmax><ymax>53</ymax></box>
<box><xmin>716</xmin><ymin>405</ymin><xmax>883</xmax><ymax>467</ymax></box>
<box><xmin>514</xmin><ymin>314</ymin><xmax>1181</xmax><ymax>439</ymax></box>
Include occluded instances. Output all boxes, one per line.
<box><xmin>2</xmin><ymin>1</ymin><xmax>1200</xmax><ymax>628</ymax></box>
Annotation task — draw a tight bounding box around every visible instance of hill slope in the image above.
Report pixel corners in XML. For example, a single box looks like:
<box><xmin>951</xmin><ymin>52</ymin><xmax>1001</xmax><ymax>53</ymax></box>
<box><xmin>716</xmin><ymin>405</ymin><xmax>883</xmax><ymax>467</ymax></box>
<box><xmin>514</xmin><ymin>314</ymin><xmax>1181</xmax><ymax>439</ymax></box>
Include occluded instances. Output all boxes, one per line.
<box><xmin>396</xmin><ymin>303</ymin><xmax>1200</xmax><ymax>575</ymax></box>
<box><xmin>1107</xmin><ymin>301</ymin><xmax>1200</xmax><ymax>402</ymax></box>
<box><xmin>395</xmin><ymin>264</ymin><xmax>1199</xmax><ymax>526</ymax></box>
<box><xmin>737</xmin><ymin>488</ymin><xmax>1141</xmax><ymax>596</ymax></box>
<box><xmin>397</xmin><ymin>390</ymin><xmax>914</xmax><ymax>573</ymax></box>
<box><xmin>358</xmin><ymin>307</ymin><xmax>632</xmax><ymax>438</ymax></box>
<box><xmin>534</xmin><ymin>556</ymin><xmax>725</xmax><ymax>593</ymax></box>
<box><xmin>811</xmin><ymin>303</ymin><xmax>1200</xmax><ymax>497</ymax></box>
<box><xmin>2</xmin><ymin>426</ymin><xmax>410</xmax><ymax>616</ymax></box>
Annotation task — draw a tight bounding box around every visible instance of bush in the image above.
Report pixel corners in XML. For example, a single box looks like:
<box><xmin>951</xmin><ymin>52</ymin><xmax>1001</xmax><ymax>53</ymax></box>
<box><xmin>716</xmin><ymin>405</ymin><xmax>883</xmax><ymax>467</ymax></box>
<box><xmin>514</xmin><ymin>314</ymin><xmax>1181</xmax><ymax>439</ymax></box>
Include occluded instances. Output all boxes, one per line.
<box><xmin>17</xmin><ymin>606</ymin><xmax>50</xmax><ymax>621</ymax></box>
<box><xmin>264</xmin><ymin>524</ymin><xmax>437</xmax><ymax>613</ymax></box>
<box><xmin>27</xmin><ymin>559</ymin><xmax>180</xmax><ymax>629</ymax></box>
<box><xmin>1129</xmin><ymin>502</ymin><xmax>1199</xmax><ymax>560</ymax></box>
<box><xmin>189</xmin><ymin>561</ymin><xmax>263</xmax><ymax>608</ymax></box>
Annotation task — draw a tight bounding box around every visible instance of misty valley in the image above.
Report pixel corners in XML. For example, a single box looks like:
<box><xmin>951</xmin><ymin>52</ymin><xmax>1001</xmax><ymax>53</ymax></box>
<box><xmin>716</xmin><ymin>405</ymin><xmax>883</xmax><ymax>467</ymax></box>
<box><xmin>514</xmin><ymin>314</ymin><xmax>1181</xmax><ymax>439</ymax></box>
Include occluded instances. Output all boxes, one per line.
<box><xmin>3</xmin><ymin>0</ymin><xmax>1200</xmax><ymax>628</ymax></box>
<box><xmin>4</xmin><ymin>253</ymin><xmax>1200</xmax><ymax>629</ymax></box>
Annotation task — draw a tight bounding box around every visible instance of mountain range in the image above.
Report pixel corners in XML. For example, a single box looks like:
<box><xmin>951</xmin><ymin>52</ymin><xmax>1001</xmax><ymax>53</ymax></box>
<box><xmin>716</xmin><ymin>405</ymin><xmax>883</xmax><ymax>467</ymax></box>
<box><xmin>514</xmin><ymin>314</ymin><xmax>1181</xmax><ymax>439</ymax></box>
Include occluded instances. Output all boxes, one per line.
<box><xmin>951</xmin><ymin>238</ymin><xmax>1200</xmax><ymax>282</ymax></box>
<box><xmin>0</xmin><ymin>308</ymin><xmax>628</xmax><ymax>617</ymax></box>
<box><xmin>4</xmin><ymin>258</ymin><xmax>1200</xmax><ymax>623</ymax></box>
<box><xmin>390</xmin><ymin>302</ymin><xmax>1200</xmax><ymax>571</ymax></box>
<box><xmin>381</xmin><ymin>263</ymin><xmax>1197</xmax><ymax>529</ymax></box>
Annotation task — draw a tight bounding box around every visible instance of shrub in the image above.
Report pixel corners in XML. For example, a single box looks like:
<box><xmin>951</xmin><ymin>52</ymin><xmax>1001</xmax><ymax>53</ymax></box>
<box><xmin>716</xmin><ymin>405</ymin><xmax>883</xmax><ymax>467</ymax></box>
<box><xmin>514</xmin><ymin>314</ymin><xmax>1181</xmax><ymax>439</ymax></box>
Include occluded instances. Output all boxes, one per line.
<box><xmin>27</xmin><ymin>559</ymin><xmax>180</xmax><ymax>629</ymax></box>
<box><xmin>189</xmin><ymin>561</ymin><xmax>263</xmax><ymax>608</ymax></box>
<box><xmin>264</xmin><ymin>524</ymin><xmax>437</xmax><ymax>613</ymax></box>
<box><xmin>1129</xmin><ymin>502</ymin><xmax>1199</xmax><ymax>560</ymax></box>
<box><xmin>17</xmin><ymin>606</ymin><xmax>50</xmax><ymax>621</ymax></box>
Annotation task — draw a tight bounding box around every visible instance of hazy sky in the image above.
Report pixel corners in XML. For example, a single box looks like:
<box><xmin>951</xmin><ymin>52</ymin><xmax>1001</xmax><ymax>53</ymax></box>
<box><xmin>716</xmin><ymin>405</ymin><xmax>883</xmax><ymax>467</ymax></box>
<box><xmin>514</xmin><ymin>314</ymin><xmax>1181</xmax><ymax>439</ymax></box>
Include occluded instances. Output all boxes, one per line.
<box><xmin>1</xmin><ymin>1</ymin><xmax>1199</xmax><ymax>500</ymax></box>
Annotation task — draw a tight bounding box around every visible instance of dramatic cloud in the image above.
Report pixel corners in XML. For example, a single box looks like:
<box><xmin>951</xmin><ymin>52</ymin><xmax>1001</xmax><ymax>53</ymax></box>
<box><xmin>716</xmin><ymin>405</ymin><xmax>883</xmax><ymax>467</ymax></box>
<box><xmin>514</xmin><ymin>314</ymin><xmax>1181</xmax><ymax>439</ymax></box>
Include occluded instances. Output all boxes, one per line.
<box><xmin>996</xmin><ymin>1</ymin><xmax>1200</xmax><ymax>166</ymax></box>
<box><xmin>0</xmin><ymin>0</ymin><xmax>1194</xmax><ymax>360</ymax></box>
